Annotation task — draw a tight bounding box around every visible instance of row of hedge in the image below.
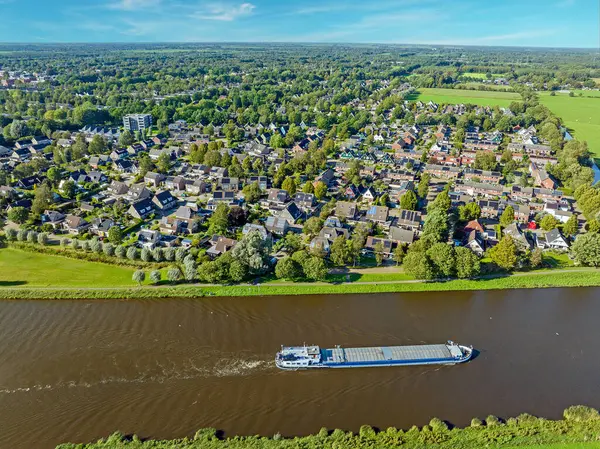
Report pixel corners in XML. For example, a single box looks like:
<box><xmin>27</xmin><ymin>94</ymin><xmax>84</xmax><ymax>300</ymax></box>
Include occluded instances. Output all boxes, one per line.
<box><xmin>55</xmin><ymin>406</ymin><xmax>600</xmax><ymax>449</ymax></box>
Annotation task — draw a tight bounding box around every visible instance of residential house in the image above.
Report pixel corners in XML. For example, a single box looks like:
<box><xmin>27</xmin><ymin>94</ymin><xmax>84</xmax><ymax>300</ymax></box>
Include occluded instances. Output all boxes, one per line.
<box><xmin>265</xmin><ymin>216</ymin><xmax>289</xmax><ymax>235</ymax></box>
<box><xmin>107</xmin><ymin>181</ymin><xmax>129</xmax><ymax>196</ymax></box>
<box><xmin>63</xmin><ymin>215</ymin><xmax>90</xmax><ymax>234</ymax></box>
<box><xmin>138</xmin><ymin>229</ymin><xmax>161</xmax><ymax>249</ymax></box>
<box><xmin>394</xmin><ymin>209</ymin><xmax>422</xmax><ymax>231</ymax></box>
<box><xmin>128</xmin><ymin>198</ymin><xmax>154</xmax><ymax>219</ymax></box>
<box><xmin>293</xmin><ymin>192</ymin><xmax>316</xmax><ymax>210</ymax></box>
<box><xmin>364</xmin><ymin>237</ymin><xmax>394</xmax><ymax>259</ymax></box>
<box><xmin>545</xmin><ymin>228</ymin><xmax>570</xmax><ymax>250</ymax></box>
<box><xmin>336</xmin><ymin>201</ymin><xmax>358</xmax><ymax>220</ymax></box>
<box><xmin>126</xmin><ymin>183</ymin><xmax>152</xmax><ymax>202</ymax></box>
<box><xmin>279</xmin><ymin>202</ymin><xmax>303</xmax><ymax>223</ymax></box>
<box><xmin>41</xmin><ymin>210</ymin><xmax>66</xmax><ymax>229</ymax></box>
<box><xmin>366</xmin><ymin>205</ymin><xmax>389</xmax><ymax>224</ymax></box>
<box><xmin>91</xmin><ymin>218</ymin><xmax>116</xmax><ymax>237</ymax></box>
<box><xmin>206</xmin><ymin>235</ymin><xmax>237</xmax><ymax>258</ymax></box>
<box><xmin>503</xmin><ymin>223</ymin><xmax>532</xmax><ymax>249</ymax></box>
<box><xmin>464</xmin><ymin>230</ymin><xmax>485</xmax><ymax>256</ymax></box>
<box><xmin>145</xmin><ymin>172</ymin><xmax>165</xmax><ymax>188</ymax></box>
<box><xmin>388</xmin><ymin>226</ymin><xmax>415</xmax><ymax>245</ymax></box>
<box><xmin>152</xmin><ymin>190</ymin><xmax>177</xmax><ymax>211</ymax></box>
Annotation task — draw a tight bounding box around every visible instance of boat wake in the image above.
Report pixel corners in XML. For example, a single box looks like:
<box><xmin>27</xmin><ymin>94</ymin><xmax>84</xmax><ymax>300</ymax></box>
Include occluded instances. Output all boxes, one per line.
<box><xmin>0</xmin><ymin>357</ymin><xmax>273</xmax><ymax>395</ymax></box>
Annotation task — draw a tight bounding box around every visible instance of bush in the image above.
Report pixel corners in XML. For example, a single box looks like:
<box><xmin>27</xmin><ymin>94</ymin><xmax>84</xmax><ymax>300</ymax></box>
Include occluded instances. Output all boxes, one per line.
<box><xmin>141</xmin><ymin>247</ymin><xmax>152</xmax><ymax>262</ymax></box>
<box><xmin>60</xmin><ymin>238</ymin><xmax>70</xmax><ymax>248</ymax></box>
<box><xmin>27</xmin><ymin>231</ymin><xmax>37</xmax><ymax>243</ymax></box>
<box><xmin>429</xmin><ymin>417</ymin><xmax>448</xmax><ymax>433</ymax></box>
<box><xmin>115</xmin><ymin>245</ymin><xmax>126</xmax><ymax>258</ymax></box>
<box><xmin>563</xmin><ymin>405</ymin><xmax>600</xmax><ymax>422</ymax></box>
<box><xmin>471</xmin><ymin>418</ymin><xmax>483</xmax><ymax>427</ymax></box>
<box><xmin>71</xmin><ymin>238</ymin><xmax>79</xmax><ymax>249</ymax></box>
<box><xmin>486</xmin><ymin>415</ymin><xmax>501</xmax><ymax>426</ymax></box>
<box><xmin>16</xmin><ymin>230</ymin><xmax>27</xmax><ymax>242</ymax></box>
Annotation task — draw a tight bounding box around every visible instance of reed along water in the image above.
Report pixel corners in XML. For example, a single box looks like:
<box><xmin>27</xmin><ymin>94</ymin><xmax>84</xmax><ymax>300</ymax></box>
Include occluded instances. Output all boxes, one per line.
<box><xmin>1</xmin><ymin>288</ymin><xmax>600</xmax><ymax>449</ymax></box>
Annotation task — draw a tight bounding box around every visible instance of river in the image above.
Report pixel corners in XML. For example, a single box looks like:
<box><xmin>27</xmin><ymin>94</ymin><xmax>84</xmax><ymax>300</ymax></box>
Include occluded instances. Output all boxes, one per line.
<box><xmin>1</xmin><ymin>289</ymin><xmax>599</xmax><ymax>449</ymax></box>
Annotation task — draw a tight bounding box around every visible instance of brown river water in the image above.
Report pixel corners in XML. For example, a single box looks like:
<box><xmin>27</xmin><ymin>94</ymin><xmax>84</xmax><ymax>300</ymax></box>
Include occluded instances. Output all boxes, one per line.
<box><xmin>1</xmin><ymin>288</ymin><xmax>600</xmax><ymax>449</ymax></box>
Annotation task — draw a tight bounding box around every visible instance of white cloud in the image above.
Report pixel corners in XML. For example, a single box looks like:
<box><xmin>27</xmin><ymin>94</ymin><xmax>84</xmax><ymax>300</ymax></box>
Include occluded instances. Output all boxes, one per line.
<box><xmin>193</xmin><ymin>2</ymin><xmax>256</xmax><ymax>21</ymax></box>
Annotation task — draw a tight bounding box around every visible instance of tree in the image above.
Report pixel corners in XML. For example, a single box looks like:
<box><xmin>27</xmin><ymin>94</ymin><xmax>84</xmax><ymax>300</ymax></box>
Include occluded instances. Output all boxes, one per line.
<box><xmin>427</xmin><ymin>190</ymin><xmax>451</xmax><ymax>214</ymax></box>
<box><xmin>303</xmin><ymin>217</ymin><xmax>323</xmax><ymax>237</ymax></box>
<box><xmin>141</xmin><ymin>247</ymin><xmax>153</xmax><ymax>262</ymax></box>
<box><xmin>488</xmin><ymin>235</ymin><xmax>518</xmax><ymax>271</ymax></box>
<box><xmin>393</xmin><ymin>244</ymin><xmax>406</xmax><ymax>266</ymax></box>
<box><xmin>61</xmin><ymin>180</ymin><xmax>77</xmax><ymax>200</ymax></box>
<box><xmin>474</xmin><ymin>151</ymin><xmax>498</xmax><ymax>171</ymax></box>
<box><xmin>229</xmin><ymin>260</ymin><xmax>249</xmax><ymax>282</ymax></box>
<box><xmin>46</xmin><ymin>167</ymin><xmax>62</xmax><ymax>184</ymax></box>
<box><xmin>167</xmin><ymin>267</ymin><xmax>182</xmax><ymax>283</ymax></box>
<box><xmin>563</xmin><ymin>215</ymin><xmax>579</xmax><ymax>238</ymax></box>
<box><xmin>374</xmin><ymin>242</ymin><xmax>385</xmax><ymax>266</ymax></box>
<box><xmin>540</xmin><ymin>214</ymin><xmax>559</xmax><ymax>231</ymax></box>
<box><xmin>427</xmin><ymin>242</ymin><xmax>455</xmax><ymax>277</ymax></box>
<box><xmin>302</xmin><ymin>182</ymin><xmax>315</xmax><ymax>194</ymax></box>
<box><xmin>119</xmin><ymin>130</ymin><xmax>134</xmax><ymax>147</ymax></box>
<box><xmin>127</xmin><ymin>246</ymin><xmax>138</xmax><ymax>260</ymax></box>
<box><xmin>133</xmin><ymin>270</ymin><xmax>145</xmax><ymax>286</ymax></box>
<box><xmin>571</xmin><ymin>233</ymin><xmax>600</xmax><ymax>267</ymax></box>
<box><xmin>422</xmin><ymin>209</ymin><xmax>449</xmax><ymax>243</ymax></box>
<box><xmin>8</xmin><ymin>206</ymin><xmax>29</xmax><ymax>224</ymax></box>
<box><xmin>242</xmin><ymin>182</ymin><xmax>262</xmax><ymax>203</ymax></box>
<box><xmin>330</xmin><ymin>235</ymin><xmax>352</xmax><ymax>266</ymax></box>
<box><xmin>103</xmin><ymin>243</ymin><xmax>115</xmax><ymax>257</ymax></box>
<box><xmin>588</xmin><ymin>220</ymin><xmax>600</xmax><ymax>233</ymax></box>
<box><xmin>156</xmin><ymin>152</ymin><xmax>171</xmax><ymax>174</ymax></box>
<box><xmin>529</xmin><ymin>248</ymin><xmax>543</xmax><ymax>268</ymax></box>
<box><xmin>37</xmin><ymin>232</ymin><xmax>49</xmax><ymax>246</ymax></box>
<box><xmin>314</xmin><ymin>181</ymin><xmax>328</xmax><ymax>200</ymax></box>
<box><xmin>417</xmin><ymin>173</ymin><xmax>430</xmax><ymax>198</ymax></box>
<box><xmin>115</xmin><ymin>245</ymin><xmax>127</xmax><ymax>258</ymax></box>
<box><xmin>281</xmin><ymin>177</ymin><xmax>297</xmax><ymax>196</ymax></box>
<box><xmin>303</xmin><ymin>257</ymin><xmax>327</xmax><ymax>281</ymax></box>
<box><xmin>500</xmin><ymin>206</ymin><xmax>515</xmax><ymax>227</ymax></box>
<box><xmin>403</xmin><ymin>244</ymin><xmax>436</xmax><ymax>280</ymax></box>
<box><xmin>108</xmin><ymin>226</ymin><xmax>123</xmax><ymax>245</ymax></box>
<box><xmin>32</xmin><ymin>182</ymin><xmax>53</xmax><ymax>216</ymax></box>
<box><xmin>230</xmin><ymin>230</ymin><xmax>271</xmax><ymax>275</ymax></box>
<box><xmin>275</xmin><ymin>257</ymin><xmax>301</xmax><ymax>280</ymax></box>
<box><xmin>5</xmin><ymin>228</ymin><xmax>17</xmax><ymax>241</ymax></box>
<box><xmin>400</xmin><ymin>190</ymin><xmax>418</xmax><ymax>211</ymax></box>
<box><xmin>459</xmin><ymin>202</ymin><xmax>481</xmax><ymax>222</ymax></box>
<box><xmin>208</xmin><ymin>203</ymin><xmax>230</xmax><ymax>235</ymax></box>
<box><xmin>455</xmin><ymin>247</ymin><xmax>481</xmax><ymax>279</ymax></box>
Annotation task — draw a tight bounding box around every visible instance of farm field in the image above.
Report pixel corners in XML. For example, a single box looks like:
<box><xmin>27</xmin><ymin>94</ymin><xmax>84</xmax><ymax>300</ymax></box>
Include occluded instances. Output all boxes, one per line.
<box><xmin>410</xmin><ymin>88</ymin><xmax>600</xmax><ymax>155</ymax></box>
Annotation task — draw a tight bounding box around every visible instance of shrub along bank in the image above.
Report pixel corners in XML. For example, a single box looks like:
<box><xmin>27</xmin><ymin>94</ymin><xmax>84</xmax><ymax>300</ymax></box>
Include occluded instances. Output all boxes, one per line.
<box><xmin>56</xmin><ymin>406</ymin><xmax>600</xmax><ymax>449</ymax></box>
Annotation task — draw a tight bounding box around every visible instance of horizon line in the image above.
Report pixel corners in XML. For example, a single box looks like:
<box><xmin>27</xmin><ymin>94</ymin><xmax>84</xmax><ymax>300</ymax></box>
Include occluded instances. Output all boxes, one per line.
<box><xmin>0</xmin><ymin>41</ymin><xmax>598</xmax><ymax>51</ymax></box>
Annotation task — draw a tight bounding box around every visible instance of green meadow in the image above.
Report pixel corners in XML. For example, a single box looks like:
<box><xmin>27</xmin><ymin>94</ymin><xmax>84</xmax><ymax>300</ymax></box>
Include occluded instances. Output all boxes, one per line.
<box><xmin>410</xmin><ymin>88</ymin><xmax>600</xmax><ymax>156</ymax></box>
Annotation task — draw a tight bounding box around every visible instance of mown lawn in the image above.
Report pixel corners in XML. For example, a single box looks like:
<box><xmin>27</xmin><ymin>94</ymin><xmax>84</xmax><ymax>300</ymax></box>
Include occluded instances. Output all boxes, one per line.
<box><xmin>0</xmin><ymin>247</ymin><xmax>138</xmax><ymax>287</ymax></box>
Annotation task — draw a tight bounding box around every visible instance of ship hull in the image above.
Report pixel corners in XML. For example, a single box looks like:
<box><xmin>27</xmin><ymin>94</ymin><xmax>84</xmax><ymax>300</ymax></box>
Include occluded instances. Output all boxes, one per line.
<box><xmin>276</xmin><ymin>344</ymin><xmax>473</xmax><ymax>370</ymax></box>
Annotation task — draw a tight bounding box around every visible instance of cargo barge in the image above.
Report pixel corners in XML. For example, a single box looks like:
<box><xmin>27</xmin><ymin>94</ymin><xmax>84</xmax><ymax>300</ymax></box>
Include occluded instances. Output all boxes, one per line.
<box><xmin>275</xmin><ymin>341</ymin><xmax>473</xmax><ymax>370</ymax></box>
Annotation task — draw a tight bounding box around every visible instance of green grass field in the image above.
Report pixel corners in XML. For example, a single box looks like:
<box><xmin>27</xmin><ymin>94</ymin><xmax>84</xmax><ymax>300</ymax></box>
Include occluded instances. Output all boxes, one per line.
<box><xmin>459</xmin><ymin>72</ymin><xmax>503</xmax><ymax>80</ymax></box>
<box><xmin>506</xmin><ymin>444</ymin><xmax>600</xmax><ymax>449</ymax></box>
<box><xmin>0</xmin><ymin>247</ymin><xmax>138</xmax><ymax>287</ymax></box>
<box><xmin>409</xmin><ymin>88</ymin><xmax>521</xmax><ymax>107</ymax></box>
<box><xmin>409</xmin><ymin>88</ymin><xmax>600</xmax><ymax>155</ymax></box>
<box><xmin>539</xmin><ymin>92</ymin><xmax>600</xmax><ymax>156</ymax></box>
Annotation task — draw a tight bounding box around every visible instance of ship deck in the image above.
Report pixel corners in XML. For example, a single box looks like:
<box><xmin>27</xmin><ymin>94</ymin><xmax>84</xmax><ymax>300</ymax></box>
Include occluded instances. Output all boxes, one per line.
<box><xmin>322</xmin><ymin>344</ymin><xmax>454</xmax><ymax>365</ymax></box>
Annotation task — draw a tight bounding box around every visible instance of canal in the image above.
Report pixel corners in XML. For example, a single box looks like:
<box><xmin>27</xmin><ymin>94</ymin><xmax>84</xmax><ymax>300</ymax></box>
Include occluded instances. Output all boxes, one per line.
<box><xmin>0</xmin><ymin>289</ymin><xmax>599</xmax><ymax>448</ymax></box>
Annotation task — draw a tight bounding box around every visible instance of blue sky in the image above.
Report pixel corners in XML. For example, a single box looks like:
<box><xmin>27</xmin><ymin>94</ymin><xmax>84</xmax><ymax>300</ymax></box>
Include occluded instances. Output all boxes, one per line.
<box><xmin>0</xmin><ymin>0</ymin><xmax>597</xmax><ymax>47</ymax></box>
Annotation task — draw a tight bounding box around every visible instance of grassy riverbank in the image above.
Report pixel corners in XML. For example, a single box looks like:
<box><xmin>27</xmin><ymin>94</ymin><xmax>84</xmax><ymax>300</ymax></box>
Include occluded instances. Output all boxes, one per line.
<box><xmin>0</xmin><ymin>247</ymin><xmax>600</xmax><ymax>299</ymax></box>
<box><xmin>55</xmin><ymin>406</ymin><xmax>600</xmax><ymax>449</ymax></box>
